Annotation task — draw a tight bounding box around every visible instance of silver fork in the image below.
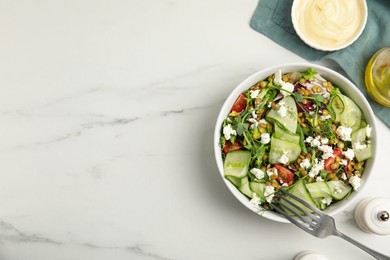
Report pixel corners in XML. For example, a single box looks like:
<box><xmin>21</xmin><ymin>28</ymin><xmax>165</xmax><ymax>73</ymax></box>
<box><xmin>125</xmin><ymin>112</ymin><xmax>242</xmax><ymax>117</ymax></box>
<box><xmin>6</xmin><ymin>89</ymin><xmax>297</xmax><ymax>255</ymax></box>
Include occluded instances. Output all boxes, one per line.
<box><xmin>272</xmin><ymin>189</ymin><xmax>390</xmax><ymax>260</ymax></box>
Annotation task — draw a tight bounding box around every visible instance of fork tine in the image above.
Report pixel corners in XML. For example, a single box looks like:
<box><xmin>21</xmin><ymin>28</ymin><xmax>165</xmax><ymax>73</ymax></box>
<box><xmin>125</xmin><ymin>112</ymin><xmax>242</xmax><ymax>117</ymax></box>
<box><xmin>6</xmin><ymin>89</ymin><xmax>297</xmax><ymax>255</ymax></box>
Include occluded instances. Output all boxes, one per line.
<box><xmin>279</xmin><ymin>189</ymin><xmax>323</xmax><ymax>215</ymax></box>
<box><xmin>278</xmin><ymin>197</ymin><xmax>318</xmax><ymax>225</ymax></box>
<box><xmin>272</xmin><ymin>202</ymin><xmax>309</xmax><ymax>229</ymax></box>
<box><xmin>276</xmin><ymin>195</ymin><xmax>319</xmax><ymax>221</ymax></box>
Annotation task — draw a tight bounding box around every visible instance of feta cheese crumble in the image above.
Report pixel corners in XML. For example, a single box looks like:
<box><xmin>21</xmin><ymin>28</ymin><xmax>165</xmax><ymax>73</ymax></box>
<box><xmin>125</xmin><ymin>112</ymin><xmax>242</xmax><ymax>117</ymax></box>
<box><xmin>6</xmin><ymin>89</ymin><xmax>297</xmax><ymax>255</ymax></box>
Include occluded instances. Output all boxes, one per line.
<box><xmin>318</xmin><ymin>145</ymin><xmax>334</xmax><ymax>159</ymax></box>
<box><xmin>251</xmin><ymin>110</ymin><xmax>258</xmax><ymax>119</ymax></box>
<box><xmin>277</xmin><ymin>104</ymin><xmax>287</xmax><ymax>118</ymax></box>
<box><xmin>250</xmin><ymin>192</ymin><xmax>261</xmax><ymax>206</ymax></box>
<box><xmin>340</xmin><ymin>159</ymin><xmax>348</xmax><ymax>166</ymax></box>
<box><xmin>223</xmin><ymin>124</ymin><xmax>236</xmax><ymax>140</ymax></box>
<box><xmin>274</xmin><ymin>70</ymin><xmax>294</xmax><ymax>96</ymax></box>
<box><xmin>266</xmin><ymin>168</ymin><xmax>278</xmax><ymax>178</ymax></box>
<box><xmin>247</xmin><ymin>117</ymin><xmax>259</xmax><ymax>129</ymax></box>
<box><xmin>353</xmin><ymin>142</ymin><xmax>367</xmax><ymax>150</ymax></box>
<box><xmin>342</xmin><ymin>148</ymin><xmax>355</xmax><ymax>160</ymax></box>
<box><xmin>320</xmin><ymin>137</ymin><xmax>329</xmax><ymax>145</ymax></box>
<box><xmin>320</xmin><ymin>115</ymin><xmax>331</xmax><ymax>121</ymax></box>
<box><xmin>280</xmin><ymin>82</ymin><xmax>294</xmax><ymax>97</ymax></box>
<box><xmin>250</xmin><ymin>89</ymin><xmax>260</xmax><ymax>99</ymax></box>
<box><xmin>366</xmin><ymin>124</ymin><xmax>372</xmax><ymax>138</ymax></box>
<box><xmin>278</xmin><ymin>153</ymin><xmax>289</xmax><ymax>164</ymax></box>
<box><xmin>349</xmin><ymin>175</ymin><xmax>361</xmax><ymax>191</ymax></box>
<box><xmin>300</xmin><ymin>158</ymin><xmax>311</xmax><ymax>169</ymax></box>
<box><xmin>305</xmin><ymin>136</ymin><xmax>314</xmax><ymax>143</ymax></box>
<box><xmin>336</xmin><ymin>126</ymin><xmax>352</xmax><ymax>141</ymax></box>
<box><xmin>334</xmin><ymin>186</ymin><xmax>342</xmax><ymax>194</ymax></box>
<box><xmin>264</xmin><ymin>186</ymin><xmax>275</xmax><ymax>203</ymax></box>
<box><xmin>250</xmin><ymin>168</ymin><xmax>265</xmax><ymax>180</ymax></box>
<box><xmin>310</xmin><ymin>138</ymin><xmax>321</xmax><ymax>148</ymax></box>
<box><xmin>274</xmin><ymin>69</ymin><xmax>283</xmax><ymax>85</ymax></box>
<box><xmin>321</xmin><ymin>197</ymin><xmax>332</xmax><ymax>206</ymax></box>
<box><xmin>260</xmin><ymin>133</ymin><xmax>271</xmax><ymax>144</ymax></box>
<box><xmin>308</xmin><ymin>158</ymin><xmax>324</xmax><ymax>178</ymax></box>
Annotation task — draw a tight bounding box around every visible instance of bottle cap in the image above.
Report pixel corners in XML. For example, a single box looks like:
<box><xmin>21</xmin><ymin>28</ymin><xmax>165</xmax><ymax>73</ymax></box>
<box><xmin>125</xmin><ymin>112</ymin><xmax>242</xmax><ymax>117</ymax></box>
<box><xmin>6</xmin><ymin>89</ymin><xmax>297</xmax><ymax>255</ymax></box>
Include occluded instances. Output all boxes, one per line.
<box><xmin>355</xmin><ymin>197</ymin><xmax>390</xmax><ymax>235</ymax></box>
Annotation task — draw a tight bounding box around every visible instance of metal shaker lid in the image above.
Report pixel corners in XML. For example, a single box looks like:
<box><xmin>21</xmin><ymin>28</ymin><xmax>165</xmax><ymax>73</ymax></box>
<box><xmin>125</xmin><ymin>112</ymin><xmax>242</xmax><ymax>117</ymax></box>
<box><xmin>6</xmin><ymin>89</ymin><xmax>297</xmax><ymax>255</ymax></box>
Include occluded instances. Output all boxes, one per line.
<box><xmin>355</xmin><ymin>197</ymin><xmax>390</xmax><ymax>235</ymax></box>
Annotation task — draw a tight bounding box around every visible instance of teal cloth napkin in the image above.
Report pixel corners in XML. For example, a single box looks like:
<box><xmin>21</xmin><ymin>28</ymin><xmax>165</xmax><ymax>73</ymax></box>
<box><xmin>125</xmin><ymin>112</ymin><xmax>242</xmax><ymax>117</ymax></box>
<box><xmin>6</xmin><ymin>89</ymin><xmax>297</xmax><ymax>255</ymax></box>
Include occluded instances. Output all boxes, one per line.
<box><xmin>250</xmin><ymin>0</ymin><xmax>390</xmax><ymax>127</ymax></box>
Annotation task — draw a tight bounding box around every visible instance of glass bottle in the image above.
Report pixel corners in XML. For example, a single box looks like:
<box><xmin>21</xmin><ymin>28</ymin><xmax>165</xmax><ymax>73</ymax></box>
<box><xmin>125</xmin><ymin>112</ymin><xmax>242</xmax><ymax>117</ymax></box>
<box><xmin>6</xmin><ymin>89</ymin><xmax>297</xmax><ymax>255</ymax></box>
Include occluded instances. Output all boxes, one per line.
<box><xmin>365</xmin><ymin>46</ymin><xmax>390</xmax><ymax>107</ymax></box>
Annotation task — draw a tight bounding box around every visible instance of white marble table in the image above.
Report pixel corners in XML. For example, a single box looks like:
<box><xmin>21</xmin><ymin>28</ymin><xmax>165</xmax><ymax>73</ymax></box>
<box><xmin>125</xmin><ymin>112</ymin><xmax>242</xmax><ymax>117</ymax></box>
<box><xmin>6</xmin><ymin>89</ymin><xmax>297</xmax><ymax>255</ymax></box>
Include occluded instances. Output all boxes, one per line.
<box><xmin>0</xmin><ymin>0</ymin><xmax>389</xmax><ymax>259</ymax></box>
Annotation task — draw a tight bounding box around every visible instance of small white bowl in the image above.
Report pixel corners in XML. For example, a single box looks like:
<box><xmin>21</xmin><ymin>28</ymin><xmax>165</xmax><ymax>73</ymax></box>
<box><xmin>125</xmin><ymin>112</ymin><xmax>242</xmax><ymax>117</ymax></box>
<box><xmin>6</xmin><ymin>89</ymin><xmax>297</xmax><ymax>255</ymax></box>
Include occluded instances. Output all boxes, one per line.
<box><xmin>214</xmin><ymin>63</ymin><xmax>377</xmax><ymax>223</ymax></box>
<box><xmin>291</xmin><ymin>0</ymin><xmax>368</xmax><ymax>51</ymax></box>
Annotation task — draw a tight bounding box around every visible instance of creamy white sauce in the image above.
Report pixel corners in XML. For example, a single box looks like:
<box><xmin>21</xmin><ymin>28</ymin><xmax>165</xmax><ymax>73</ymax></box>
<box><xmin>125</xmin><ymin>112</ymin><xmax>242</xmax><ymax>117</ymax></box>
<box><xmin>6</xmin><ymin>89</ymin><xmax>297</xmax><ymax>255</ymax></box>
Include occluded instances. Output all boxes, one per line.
<box><xmin>293</xmin><ymin>0</ymin><xmax>366</xmax><ymax>49</ymax></box>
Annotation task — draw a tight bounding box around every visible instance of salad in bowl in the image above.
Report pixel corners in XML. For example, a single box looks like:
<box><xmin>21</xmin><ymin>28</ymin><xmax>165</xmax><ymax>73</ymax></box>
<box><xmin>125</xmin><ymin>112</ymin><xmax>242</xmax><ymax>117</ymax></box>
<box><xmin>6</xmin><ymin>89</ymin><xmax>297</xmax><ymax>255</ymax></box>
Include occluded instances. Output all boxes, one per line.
<box><xmin>214</xmin><ymin>64</ymin><xmax>376</xmax><ymax>222</ymax></box>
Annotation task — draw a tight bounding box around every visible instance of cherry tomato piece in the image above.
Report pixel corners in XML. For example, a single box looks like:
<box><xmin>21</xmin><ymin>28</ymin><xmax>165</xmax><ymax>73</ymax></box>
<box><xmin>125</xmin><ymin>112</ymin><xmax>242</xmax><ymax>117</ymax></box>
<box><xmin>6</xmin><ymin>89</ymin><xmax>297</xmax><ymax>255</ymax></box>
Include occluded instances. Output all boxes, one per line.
<box><xmin>324</xmin><ymin>157</ymin><xmax>335</xmax><ymax>171</ymax></box>
<box><xmin>324</xmin><ymin>148</ymin><xmax>343</xmax><ymax>171</ymax></box>
<box><xmin>231</xmin><ymin>93</ymin><xmax>247</xmax><ymax>113</ymax></box>
<box><xmin>274</xmin><ymin>164</ymin><xmax>295</xmax><ymax>185</ymax></box>
<box><xmin>223</xmin><ymin>140</ymin><xmax>243</xmax><ymax>154</ymax></box>
<box><xmin>333</xmin><ymin>148</ymin><xmax>342</xmax><ymax>157</ymax></box>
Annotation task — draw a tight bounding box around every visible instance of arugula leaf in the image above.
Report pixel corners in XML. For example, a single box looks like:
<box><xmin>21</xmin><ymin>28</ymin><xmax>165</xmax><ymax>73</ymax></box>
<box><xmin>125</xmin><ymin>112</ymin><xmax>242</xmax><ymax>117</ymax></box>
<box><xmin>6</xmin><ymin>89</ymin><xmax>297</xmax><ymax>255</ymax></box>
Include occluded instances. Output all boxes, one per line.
<box><xmin>296</xmin><ymin>124</ymin><xmax>308</xmax><ymax>154</ymax></box>
<box><xmin>302</xmin><ymin>67</ymin><xmax>317</xmax><ymax>80</ymax></box>
<box><xmin>236</xmin><ymin>122</ymin><xmax>244</xmax><ymax>136</ymax></box>
<box><xmin>245</xmin><ymin>90</ymin><xmax>252</xmax><ymax>106</ymax></box>
<box><xmin>320</xmin><ymin>170</ymin><xmax>330</xmax><ymax>181</ymax></box>
<box><xmin>326</xmin><ymin>103</ymin><xmax>336</xmax><ymax>121</ymax></box>
<box><xmin>252</xmin><ymin>145</ymin><xmax>267</xmax><ymax>168</ymax></box>
<box><xmin>322</xmin><ymin>121</ymin><xmax>335</xmax><ymax>139</ymax></box>
<box><xmin>229</xmin><ymin>135</ymin><xmax>236</xmax><ymax>144</ymax></box>
<box><xmin>293</xmin><ymin>92</ymin><xmax>304</xmax><ymax>102</ymax></box>
<box><xmin>330</xmin><ymin>85</ymin><xmax>342</xmax><ymax>96</ymax></box>
<box><xmin>311</xmin><ymin>94</ymin><xmax>325</xmax><ymax>103</ymax></box>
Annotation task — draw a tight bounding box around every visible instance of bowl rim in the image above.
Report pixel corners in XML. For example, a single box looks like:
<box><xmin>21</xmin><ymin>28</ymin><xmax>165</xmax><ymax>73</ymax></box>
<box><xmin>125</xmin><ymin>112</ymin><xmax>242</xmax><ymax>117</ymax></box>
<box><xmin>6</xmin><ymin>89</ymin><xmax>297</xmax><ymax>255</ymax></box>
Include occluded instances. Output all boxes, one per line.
<box><xmin>214</xmin><ymin>62</ymin><xmax>377</xmax><ymax>223</ymax></box>
<box><xmin>291</xmin><ymin>0</ymin><xmax>368</xmax><ymax>51</ymax></box>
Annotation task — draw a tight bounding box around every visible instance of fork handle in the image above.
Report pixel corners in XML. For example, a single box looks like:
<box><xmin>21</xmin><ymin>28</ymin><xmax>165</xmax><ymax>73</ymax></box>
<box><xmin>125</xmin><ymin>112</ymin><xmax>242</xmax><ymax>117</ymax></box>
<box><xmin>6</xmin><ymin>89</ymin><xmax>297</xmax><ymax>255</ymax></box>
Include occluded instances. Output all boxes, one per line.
<box><xmin>334</xmin><ymin>230</ymin><xmax>390</xmax><ymax>260</ymax></box>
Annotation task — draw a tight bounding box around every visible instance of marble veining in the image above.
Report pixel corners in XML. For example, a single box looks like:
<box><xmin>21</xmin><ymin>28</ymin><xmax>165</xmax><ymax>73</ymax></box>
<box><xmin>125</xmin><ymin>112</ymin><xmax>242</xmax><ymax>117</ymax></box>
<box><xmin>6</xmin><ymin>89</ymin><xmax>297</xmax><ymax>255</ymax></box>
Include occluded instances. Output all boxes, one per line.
<box><xmin>0</xmin><ymin>221</ymin><xmax>61</xmax><ymax>245</ymax></box>
<box><xmin>0</xmin><ymin>220</ymin><xmax>173</xmax><ymax>259</ymax></box>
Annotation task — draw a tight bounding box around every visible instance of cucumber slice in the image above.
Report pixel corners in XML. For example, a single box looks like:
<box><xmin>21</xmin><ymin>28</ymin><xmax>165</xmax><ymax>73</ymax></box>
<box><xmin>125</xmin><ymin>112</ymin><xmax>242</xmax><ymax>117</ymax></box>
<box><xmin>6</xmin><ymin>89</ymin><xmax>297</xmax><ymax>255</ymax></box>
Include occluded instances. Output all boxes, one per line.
<box><xmin>281</xmin><ymin>179</ymin><xmax>318</xmax><ymax>213</ymax></box>
<box><xmin>274</xmin><ymin>123</ymin><xmax>300</xmax><ymax>143</ymax></box>
<box><xmin>224</xmin><ymin>150</ymin><xmax>251</xmax><ymax>178</ymax></box>
<box><xmin>330</xmin><ymin>95</ymin><xmax>344</xmax><ymax>122</ymax></box>
<box><xmin>339</xmin><ymin>95</ymin><xmax>362</xmax><ymax>131</ymax></box>
<box><xmin>326</xmin><ymin>180</ymin><xmax>352</xmax><ymax>200</ymax></box>
<box><xmin>239</xmin><ymin>177</ymin><xmax>253</xmax><ymax>198</ymax></box>
<box><xmin>266</xmin><ymin>96</ymin><xmax>298</xmax><ymax>133</ymax></box>
<box><xmin>249</xmin><ymin>182</ymin><xmax>266</xmax><ymax>199</ymax></box>
<box><xmin>305</xmin><ymin>181</ymin><xmax>331</xmax><ymax>199</ymax></box>
<box><xmin>306</xmin><ymin>182</ymin><xmax>333</xmax><ymax>209</ymax></box>
<box><xmin>351</xmin><ymin>126</ymin><xmax>367</xmax><ymax>145</ymax></box>
<box><xmin>351</xmin><ymin>126</ymin><xmax>372</xmax><ymax>162</ymax></box>
<box><xmin>225</xmin><ymin>175</ymin><xmax>241</xmax><ymax>188</ymax></box>
<box><xmin>313</xmin><ymin>196</ymin><xmax>332</xmax><ymax>210</ymax></box>
<box><xmin>354</xmin><ymin>143</ymin><xmax>372</xmax><ymax>162</ymax></box>
<box><xmin>269</xmin><ymin>136</ymin><xmax>301</xmax><ymax>164</ymax></box>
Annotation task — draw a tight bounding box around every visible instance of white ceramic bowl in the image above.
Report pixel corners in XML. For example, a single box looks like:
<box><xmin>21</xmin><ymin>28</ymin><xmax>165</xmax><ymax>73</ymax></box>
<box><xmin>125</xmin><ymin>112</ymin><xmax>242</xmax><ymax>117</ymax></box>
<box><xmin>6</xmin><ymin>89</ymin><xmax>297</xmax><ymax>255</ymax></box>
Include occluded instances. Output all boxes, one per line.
<box><xmin>291</xmin><ymin>0</ymin><xmax>367</xmax><ymax>51</ymax></box>
<box><xmin>214</xmin><ymin>63</ymin><xmax>377</xmax><ymax>223</ymax></box>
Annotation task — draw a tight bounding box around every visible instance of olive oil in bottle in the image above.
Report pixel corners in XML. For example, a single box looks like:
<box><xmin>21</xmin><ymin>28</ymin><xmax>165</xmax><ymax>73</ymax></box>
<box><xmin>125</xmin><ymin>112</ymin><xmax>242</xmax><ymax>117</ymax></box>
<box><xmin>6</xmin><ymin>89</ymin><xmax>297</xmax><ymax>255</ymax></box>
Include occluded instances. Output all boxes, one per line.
<box><xmin>365</xmin><ymin>46</ymin><xmax>390</xmax><ymax>107</ymax></box>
